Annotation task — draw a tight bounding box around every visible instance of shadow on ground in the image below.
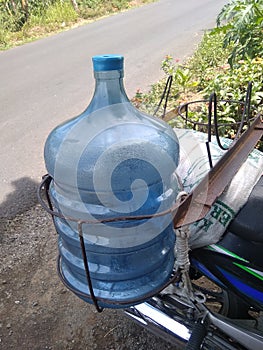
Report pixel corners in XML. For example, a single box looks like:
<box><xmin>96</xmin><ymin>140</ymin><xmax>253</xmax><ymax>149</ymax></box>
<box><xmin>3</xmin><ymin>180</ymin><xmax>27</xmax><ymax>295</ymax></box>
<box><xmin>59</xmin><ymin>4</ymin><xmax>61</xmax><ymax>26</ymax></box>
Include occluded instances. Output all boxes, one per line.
<box><xmin>0</xmin><ymin>177</ymin><xmax>39</xmax><ymax>219</ymax></box>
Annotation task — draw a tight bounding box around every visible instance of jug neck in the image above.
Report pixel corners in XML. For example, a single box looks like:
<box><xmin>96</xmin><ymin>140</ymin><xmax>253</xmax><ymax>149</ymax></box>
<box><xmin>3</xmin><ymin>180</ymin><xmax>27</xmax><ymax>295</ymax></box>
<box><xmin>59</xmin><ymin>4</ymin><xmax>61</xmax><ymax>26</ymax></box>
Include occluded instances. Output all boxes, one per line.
<box><xmin>87</xmin><ymin>69</ymin><xmax>130</xmax><ymax>112</ymax></box>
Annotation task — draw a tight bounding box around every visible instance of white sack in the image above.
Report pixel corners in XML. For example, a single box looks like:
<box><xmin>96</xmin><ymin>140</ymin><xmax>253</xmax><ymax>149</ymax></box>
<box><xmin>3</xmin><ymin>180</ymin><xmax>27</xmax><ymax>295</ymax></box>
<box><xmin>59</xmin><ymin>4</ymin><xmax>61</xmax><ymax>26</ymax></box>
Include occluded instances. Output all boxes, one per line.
<box><xmin>174</xmin><ymin>128</ymin><xmax>263</xmax><ymax>249</ymax></box>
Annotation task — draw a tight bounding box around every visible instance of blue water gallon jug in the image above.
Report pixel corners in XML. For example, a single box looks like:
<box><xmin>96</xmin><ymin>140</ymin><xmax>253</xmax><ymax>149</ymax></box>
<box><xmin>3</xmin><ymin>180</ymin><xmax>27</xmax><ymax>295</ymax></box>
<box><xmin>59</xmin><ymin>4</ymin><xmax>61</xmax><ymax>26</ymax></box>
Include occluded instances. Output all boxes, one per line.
<box><xmin>44</xmin><ymin>55</ymin><xmax>180</xmax><ymax>308</ymax></box>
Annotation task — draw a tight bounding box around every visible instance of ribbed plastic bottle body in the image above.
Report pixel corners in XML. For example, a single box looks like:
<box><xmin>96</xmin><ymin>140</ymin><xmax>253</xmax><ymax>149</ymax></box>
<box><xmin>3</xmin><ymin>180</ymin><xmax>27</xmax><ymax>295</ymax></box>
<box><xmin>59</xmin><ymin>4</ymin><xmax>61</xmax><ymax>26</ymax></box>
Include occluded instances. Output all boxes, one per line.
<box><xmin>44</xmin><ymin>55</ymin><xmax>180</xmax><ymax>307</ymax></box>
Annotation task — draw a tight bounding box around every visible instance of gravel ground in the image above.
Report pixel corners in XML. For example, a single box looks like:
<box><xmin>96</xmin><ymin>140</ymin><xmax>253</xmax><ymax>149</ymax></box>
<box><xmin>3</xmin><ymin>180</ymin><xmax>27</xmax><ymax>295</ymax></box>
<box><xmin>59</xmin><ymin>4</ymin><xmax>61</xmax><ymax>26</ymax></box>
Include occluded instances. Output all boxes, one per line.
<box><xmin>0</xmin><ymin>189</ymin><xmax>179</xmax><ymax>350</ymax></box>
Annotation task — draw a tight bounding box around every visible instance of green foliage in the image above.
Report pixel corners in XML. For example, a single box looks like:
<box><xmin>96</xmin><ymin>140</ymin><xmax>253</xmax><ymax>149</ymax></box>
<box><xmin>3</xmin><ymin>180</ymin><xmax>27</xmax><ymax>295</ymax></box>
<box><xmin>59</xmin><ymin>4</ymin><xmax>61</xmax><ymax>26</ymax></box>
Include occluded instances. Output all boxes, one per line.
<box><xmin>134</xmin><ymin>33</ymin><xmax>229</xmax><ymax>117</ymax></box>
<box><xmin>203</xmin><ymin>57</ymin><xmax>263</xmax><ymax>105</ymax></box>
<box><xmin>214</xmin><ymin>0</ymin><xmax>263</xmax><ymax>66</ymax></box>
<box><xmin>0</xmin><ymin>1</ymin><xmax>59</xmax><ymax>31</ymax></box>
<box><xmin>135</xmin><ymin>29</ymin><xmax>262</xmax><ymax>142</ymax></box>
<box><xmin>133</xmin><ymin>55</ymin><xmax>199</xmax><ymax>118</ymax></box>
<box><xmin>162</xmin><ymin>56</ymin><xmax>198</xmax><ymax>93</ymax></box>
<box><xmin>0</xmin><ymin>25</ymin><xmax>8</xmax><ymax>47</ymax></box>
<box><xmin>0</xmin><ymin>1</ymin><xmax>25</xmax><ymax>32</ymax></box>
<box><xmin>0</xmin><ymin>0</ymin><xmax>150</xmax><ymax>49</ymax></box>
<box><xmin>0</xmin><ymin>0</ymin><xmax>77</xmax><ymax>45</ymax></box>
<box><xmin>202</xmin><ymin>57</ymin><xmax>263</xmax><ymax>138</ymax></box>
<box><xmin>186</xmin><ymin>31</ymin><xmax>231</xmax><ymax>89</ymax></box>
<box><xmin>80</xmin><ymin>0</ymin><xmax>101</xmax><ymax>9</ymax></box>
<box><xmin>132</xmin><ymin>80</ymin><xmax>169</xmax><ymax>116</ymax></box>
<box><xmin>78</xmin><ymin>0</ymin><xmax>131</xmax><ymax>19</ymax></box>
<box><xmin>28</xmin><ymin>1</ymin><xmax>78</xmax><ymax>29</ymax></box>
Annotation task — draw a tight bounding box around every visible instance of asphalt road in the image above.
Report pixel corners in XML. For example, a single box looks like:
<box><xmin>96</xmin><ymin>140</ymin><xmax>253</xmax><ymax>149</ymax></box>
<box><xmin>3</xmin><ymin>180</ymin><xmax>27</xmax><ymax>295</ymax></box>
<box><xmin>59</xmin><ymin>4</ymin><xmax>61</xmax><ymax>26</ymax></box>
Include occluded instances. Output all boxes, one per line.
<box><xmin>0</xmin><ymin>0</ymin><xmax>228</xmax><ymax>217</ymax></box>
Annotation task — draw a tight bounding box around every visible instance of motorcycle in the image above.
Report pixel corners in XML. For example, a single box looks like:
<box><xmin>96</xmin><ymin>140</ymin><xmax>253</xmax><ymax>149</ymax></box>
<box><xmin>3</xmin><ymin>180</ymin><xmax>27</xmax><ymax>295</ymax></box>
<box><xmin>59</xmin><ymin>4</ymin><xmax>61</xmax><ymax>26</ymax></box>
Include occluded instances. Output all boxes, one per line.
<box><xmin>125</xmin><ymin>174</ymin><xmax>263</xmax><ymax>350</ymax></box>
<box><xmin>124</xmin><ymin>88</ymin><xmax>263</xmax><ymax>350</ymax></box>
<box><xmin>38</xmin><ymin>84</ymin><xmax>263</xmax><ymax>350</ymax></box>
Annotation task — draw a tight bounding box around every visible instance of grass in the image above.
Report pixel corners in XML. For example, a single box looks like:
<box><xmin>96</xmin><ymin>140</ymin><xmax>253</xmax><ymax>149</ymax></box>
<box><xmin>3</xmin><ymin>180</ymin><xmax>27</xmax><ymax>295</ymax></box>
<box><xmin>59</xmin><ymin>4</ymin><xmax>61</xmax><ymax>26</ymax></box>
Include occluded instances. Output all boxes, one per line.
<box><xmin>0</xmin><ymin>0</ymin><xmax>155</xmax><ymax>50</ymax></box>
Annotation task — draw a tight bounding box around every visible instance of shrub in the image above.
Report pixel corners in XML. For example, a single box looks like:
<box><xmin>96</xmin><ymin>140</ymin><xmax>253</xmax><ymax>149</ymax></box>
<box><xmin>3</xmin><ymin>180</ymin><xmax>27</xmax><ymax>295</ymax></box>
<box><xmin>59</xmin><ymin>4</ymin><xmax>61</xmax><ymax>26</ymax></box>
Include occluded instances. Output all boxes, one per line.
<box><xmin>214</xmin><ymin>0</ymin><xmax>263</xmax><ymax>66</ymax></box>
<box><xmin>135</xmin><ymin>29</ymin><xmax>262</xmax><ymax>142</ymax></box>
<box><xmin>186</xmin><ymin>31</ymin><xmax>231</xmax><ymax>89</ymax></box>
<box><xmin>203</xmin><ymin>57</ymin><xmax>263</xmax><ymax>104</ymax></box>
<box><xmin>32</xmin><ymin>1</ymin><xmax>78</xmax><ymax>28</ymax></box>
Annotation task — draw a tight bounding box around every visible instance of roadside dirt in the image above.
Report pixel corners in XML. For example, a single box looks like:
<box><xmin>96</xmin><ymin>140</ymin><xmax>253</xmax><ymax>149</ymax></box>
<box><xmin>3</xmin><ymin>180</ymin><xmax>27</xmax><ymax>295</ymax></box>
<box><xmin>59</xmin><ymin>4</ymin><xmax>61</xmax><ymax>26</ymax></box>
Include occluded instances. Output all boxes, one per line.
<box><xmin>0</xmin><ymin>204</ymin><xmax>178</xmax><ymax>350</ymax></box>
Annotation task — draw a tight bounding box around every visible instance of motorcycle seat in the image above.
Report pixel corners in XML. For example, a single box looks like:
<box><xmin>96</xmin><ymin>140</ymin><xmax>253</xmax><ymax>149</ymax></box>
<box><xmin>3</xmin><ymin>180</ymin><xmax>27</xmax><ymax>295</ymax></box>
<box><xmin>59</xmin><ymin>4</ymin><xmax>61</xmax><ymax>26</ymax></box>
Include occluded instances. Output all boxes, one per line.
<box><xmin>228</xmin><ymin>175</ymin><xmax>263</xmax><ymax>242</ymax></box>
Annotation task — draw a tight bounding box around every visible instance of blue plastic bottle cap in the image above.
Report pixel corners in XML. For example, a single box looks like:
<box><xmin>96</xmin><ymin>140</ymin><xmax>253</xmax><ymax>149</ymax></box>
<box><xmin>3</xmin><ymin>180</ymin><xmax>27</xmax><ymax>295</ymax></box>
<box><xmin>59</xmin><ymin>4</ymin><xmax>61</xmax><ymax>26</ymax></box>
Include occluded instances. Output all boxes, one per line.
<box><xmin>92</xmin><ymin>55</ymin><xmax>124</xmax><ymax>71</ymax></box>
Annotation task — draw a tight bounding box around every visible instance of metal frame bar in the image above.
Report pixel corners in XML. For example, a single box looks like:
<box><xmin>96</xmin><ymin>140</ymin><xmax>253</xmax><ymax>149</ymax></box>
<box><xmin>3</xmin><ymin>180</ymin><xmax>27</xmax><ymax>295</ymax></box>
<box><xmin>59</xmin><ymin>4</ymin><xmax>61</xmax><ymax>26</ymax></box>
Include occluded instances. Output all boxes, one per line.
<box><xmin>172</xmin><ymin>113</ymin><xmax>263</xmax><ymax>228</ymax></box>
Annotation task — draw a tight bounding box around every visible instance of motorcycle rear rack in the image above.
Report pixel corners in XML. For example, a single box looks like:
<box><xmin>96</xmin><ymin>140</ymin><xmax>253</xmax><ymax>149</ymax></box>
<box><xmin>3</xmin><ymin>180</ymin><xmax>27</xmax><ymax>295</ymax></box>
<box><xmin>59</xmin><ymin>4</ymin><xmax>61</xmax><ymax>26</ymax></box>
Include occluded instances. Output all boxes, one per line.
<box><xmin>172</xmin><ymin>110</ymin><xmax>263</xmax><ymax>227</ymax></box>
